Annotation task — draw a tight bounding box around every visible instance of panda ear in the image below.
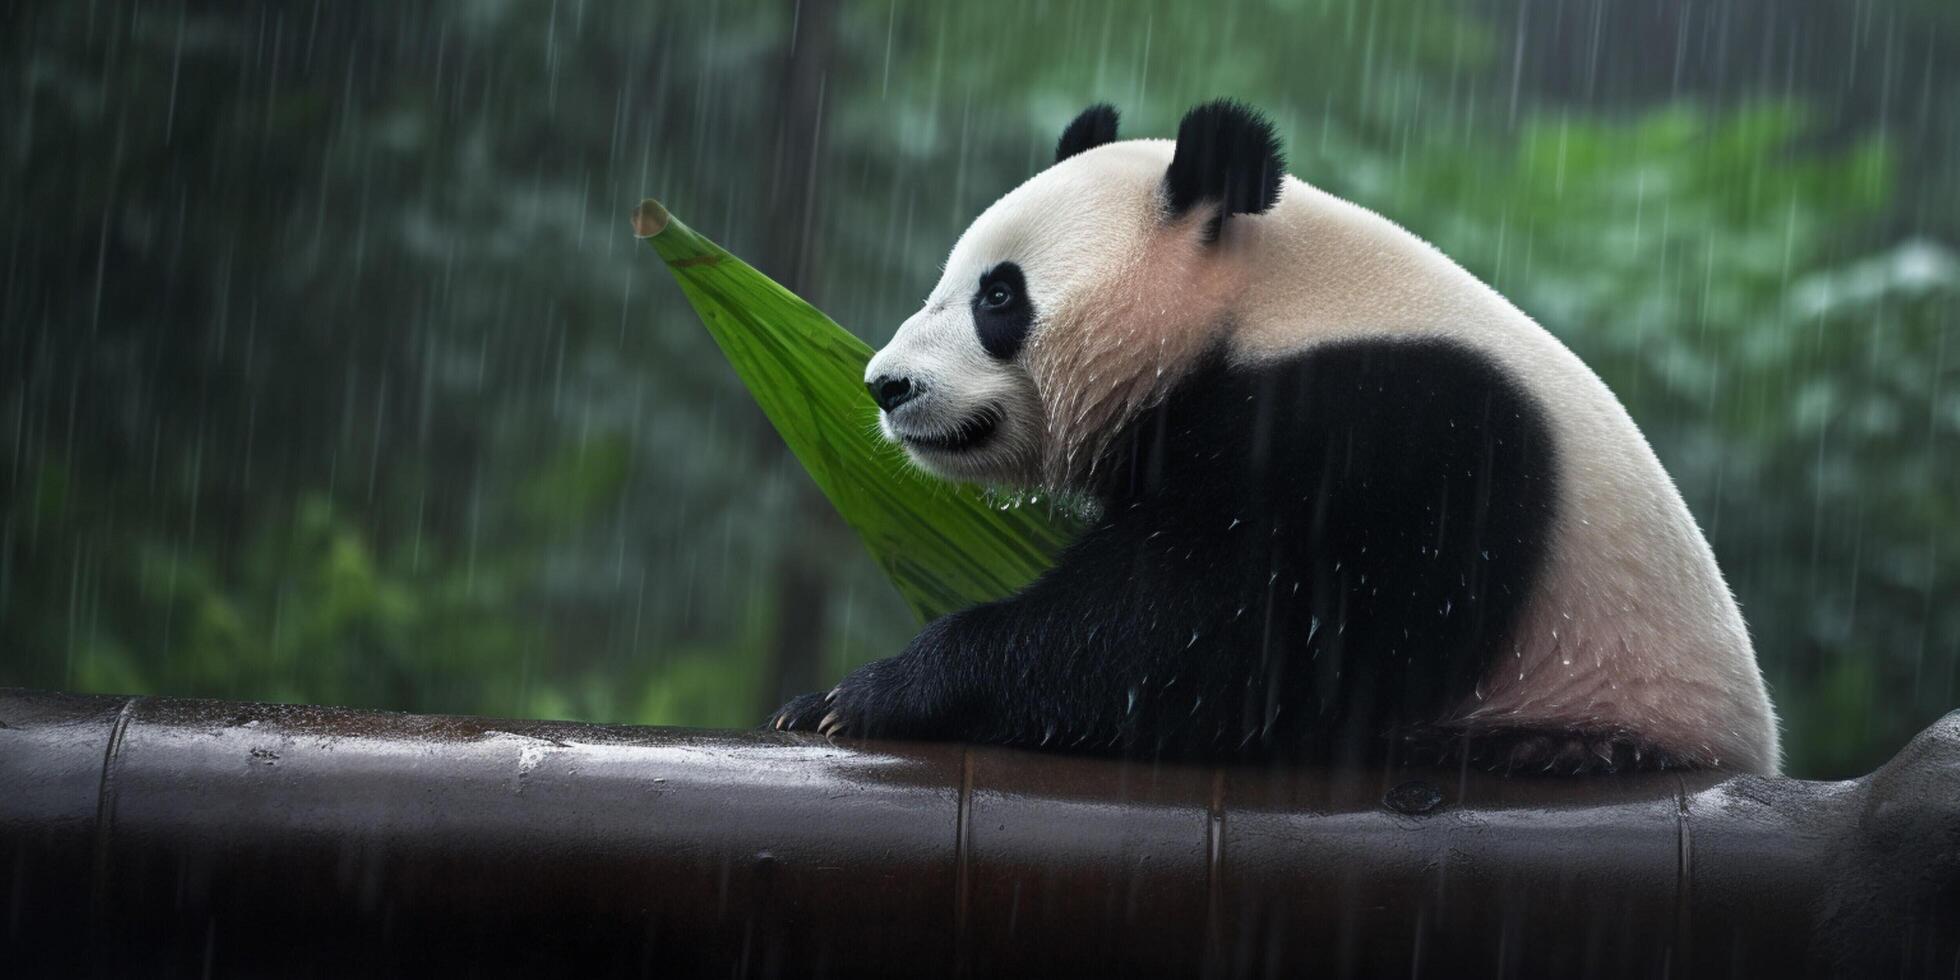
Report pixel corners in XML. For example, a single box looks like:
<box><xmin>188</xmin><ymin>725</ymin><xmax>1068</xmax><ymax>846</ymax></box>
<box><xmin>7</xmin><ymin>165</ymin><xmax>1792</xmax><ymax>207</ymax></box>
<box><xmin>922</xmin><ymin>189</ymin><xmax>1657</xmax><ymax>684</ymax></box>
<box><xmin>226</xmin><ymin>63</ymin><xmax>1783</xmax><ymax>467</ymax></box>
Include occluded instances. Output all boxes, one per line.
<box><xmin>1163</xmin><ymin>100</ymin><xmax>1284</xmax><ymax>220</ymax></box>
<box><xmin>1055</xmin><ymin>104</ymin><xmax>1120</xmax><ymax>163</ymax></box>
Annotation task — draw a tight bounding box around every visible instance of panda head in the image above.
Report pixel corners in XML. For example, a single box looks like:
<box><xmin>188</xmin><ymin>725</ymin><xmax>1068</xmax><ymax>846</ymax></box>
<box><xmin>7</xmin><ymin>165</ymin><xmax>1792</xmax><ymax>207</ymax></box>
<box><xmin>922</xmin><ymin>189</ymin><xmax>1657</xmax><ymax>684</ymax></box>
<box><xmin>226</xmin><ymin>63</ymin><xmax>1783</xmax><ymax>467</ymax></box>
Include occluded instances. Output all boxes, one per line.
<box><xmin>865</xmin><ymin>100</ymin><xmax>1286</xmax><ymax>491</ymax></box>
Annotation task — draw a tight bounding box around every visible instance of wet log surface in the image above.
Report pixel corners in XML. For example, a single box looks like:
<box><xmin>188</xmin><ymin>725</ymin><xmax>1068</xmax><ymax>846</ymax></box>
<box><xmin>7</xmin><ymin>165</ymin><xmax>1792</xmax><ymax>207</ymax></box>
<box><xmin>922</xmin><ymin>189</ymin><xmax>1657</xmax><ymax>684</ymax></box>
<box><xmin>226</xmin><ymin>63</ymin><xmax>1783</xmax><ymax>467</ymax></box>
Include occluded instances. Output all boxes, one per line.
<box><xmin>2</xmin><ymin>688</ymin><xmax>1955</xmax><ymax>978</ymax></box>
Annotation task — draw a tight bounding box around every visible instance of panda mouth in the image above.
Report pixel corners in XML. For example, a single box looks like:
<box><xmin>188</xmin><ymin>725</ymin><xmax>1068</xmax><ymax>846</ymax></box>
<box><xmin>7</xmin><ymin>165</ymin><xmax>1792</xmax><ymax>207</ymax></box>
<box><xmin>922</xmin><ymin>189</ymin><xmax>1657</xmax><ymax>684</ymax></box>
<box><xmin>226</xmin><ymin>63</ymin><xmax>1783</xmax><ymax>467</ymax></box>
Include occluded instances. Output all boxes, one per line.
<box><xmin>899</xmin><ymin>407</ymin><xmax>1001</xmax><ymax>454</ymax></box>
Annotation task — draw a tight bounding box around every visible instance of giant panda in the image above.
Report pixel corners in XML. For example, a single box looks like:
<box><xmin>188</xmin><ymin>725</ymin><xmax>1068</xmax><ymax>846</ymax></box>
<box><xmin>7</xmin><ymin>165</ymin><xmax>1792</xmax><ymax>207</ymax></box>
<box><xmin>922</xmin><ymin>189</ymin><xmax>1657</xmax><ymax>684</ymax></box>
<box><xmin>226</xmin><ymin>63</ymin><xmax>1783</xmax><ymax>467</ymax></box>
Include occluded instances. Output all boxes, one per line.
<box><xmin>771</xmin><ymin>101</ymin><xmax>1781</xmax><ymax>774</ymax></box>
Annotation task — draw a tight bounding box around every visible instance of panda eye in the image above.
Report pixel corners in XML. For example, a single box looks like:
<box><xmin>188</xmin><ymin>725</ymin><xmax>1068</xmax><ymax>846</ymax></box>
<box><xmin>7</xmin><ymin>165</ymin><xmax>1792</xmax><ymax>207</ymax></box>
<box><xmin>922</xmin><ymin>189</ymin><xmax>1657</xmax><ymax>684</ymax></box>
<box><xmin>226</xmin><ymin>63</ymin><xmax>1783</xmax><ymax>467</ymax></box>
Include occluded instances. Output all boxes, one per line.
<box><xmin>973</xmin><ymin>262</ymin><xmax>1032</xmax><ymax>359</ymax></box>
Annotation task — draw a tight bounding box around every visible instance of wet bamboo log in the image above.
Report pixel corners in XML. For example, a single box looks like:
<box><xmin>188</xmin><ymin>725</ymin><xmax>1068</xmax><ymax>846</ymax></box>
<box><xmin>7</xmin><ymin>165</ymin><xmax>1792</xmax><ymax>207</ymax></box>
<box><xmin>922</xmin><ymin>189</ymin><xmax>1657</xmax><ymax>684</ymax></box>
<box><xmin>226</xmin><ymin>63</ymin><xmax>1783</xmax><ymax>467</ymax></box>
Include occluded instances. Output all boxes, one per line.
<box><xmin>1</xmin><ymin>688</ymin><xmax>1954</xmax><ymax>978</ymax></box>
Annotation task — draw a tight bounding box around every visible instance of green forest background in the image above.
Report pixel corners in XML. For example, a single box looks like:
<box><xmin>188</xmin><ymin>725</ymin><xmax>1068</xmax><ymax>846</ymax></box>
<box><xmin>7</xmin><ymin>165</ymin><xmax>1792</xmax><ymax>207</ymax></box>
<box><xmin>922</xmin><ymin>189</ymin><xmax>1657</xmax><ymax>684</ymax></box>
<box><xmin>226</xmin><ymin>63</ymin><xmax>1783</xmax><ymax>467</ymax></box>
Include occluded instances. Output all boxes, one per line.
<box><xmin>4</xmin><ymin>0</ymin><xmax>1956</xmax><ymax>778</ymax></box>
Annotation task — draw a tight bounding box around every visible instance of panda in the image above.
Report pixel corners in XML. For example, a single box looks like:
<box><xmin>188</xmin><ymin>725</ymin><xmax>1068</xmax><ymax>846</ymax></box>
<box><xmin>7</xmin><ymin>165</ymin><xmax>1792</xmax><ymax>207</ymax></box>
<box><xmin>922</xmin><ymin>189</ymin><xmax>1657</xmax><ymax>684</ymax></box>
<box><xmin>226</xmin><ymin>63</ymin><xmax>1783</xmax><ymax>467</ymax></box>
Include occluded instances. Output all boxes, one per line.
<box><xmin>771</xmin><ymin>101</ymin><xmax>1781</xmax><ymax>774</ymax></box>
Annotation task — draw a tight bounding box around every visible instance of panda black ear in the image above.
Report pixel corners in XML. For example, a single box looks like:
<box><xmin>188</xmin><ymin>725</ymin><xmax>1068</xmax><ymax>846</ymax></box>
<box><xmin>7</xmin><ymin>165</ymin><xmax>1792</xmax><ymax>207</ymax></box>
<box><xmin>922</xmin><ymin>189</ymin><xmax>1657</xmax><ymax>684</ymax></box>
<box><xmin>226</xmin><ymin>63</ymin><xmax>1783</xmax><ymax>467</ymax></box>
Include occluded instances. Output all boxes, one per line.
<box><xmin>1163</xmin><ymin>100</ymin><xmax>1284</xmax><ymax>220</ymax></box>
<box><xmin>1055</xmin><ymin>104</ymin><xmax>1120</xmax><ymax>163</ymax></box>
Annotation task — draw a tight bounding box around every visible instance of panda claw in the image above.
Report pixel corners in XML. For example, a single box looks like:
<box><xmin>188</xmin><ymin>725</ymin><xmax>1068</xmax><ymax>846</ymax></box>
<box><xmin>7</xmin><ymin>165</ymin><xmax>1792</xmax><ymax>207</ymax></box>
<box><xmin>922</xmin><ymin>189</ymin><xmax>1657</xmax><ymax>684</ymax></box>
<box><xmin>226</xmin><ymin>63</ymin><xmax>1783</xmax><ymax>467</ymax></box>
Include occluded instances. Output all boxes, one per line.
<box><xmin>766</xmin><ymin>691</ymin><xmax>835</xmax><ymax>733</ymax></box>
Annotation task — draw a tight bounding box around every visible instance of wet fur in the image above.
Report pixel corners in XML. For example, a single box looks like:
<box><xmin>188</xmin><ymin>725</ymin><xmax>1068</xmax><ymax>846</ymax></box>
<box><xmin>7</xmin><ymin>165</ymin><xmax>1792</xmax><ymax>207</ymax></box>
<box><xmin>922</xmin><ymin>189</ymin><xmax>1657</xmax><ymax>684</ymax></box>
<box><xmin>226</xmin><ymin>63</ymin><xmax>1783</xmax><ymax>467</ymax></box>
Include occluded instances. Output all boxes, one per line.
<box><xmin>1025</xmin><ymin>209</ymin><xmax>1236</xmax><ymax>488</ymax></box>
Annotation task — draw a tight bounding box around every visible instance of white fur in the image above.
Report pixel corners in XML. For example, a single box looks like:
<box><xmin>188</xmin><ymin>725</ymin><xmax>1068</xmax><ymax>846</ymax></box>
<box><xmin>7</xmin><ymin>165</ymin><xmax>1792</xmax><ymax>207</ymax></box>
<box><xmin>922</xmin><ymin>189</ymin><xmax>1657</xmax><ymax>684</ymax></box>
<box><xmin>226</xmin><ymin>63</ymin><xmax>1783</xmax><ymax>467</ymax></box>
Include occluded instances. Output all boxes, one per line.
<box><xmin>870</xmin><ymin>139</ymin><xmax>1781</xmax><ymax>774</ymax></box>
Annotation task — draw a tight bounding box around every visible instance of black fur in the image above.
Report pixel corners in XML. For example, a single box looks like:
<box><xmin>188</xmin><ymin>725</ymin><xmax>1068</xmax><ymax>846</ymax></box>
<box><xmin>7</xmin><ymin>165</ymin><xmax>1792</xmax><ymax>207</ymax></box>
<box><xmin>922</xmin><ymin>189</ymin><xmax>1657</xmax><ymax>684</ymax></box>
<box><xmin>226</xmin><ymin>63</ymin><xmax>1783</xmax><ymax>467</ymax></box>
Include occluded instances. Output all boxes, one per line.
<box><xmin>972</xmin><ymin>262</ymin><xmax>1034</xmax><ymax>360</ymax></box>
<box><xmin>1055</xmin><ymin>104</ymin><xmax>1120</xmax><ymax>163</ymax></box>
<box><xmin>774</xmin><ymin>338</ymin><xmax>1569</xmax><ymax>767</ymax></box>
<box><xmin>1163</xmin><ymin>100</ymin><xmax>1285</xmax><ymax>219</ymax></box>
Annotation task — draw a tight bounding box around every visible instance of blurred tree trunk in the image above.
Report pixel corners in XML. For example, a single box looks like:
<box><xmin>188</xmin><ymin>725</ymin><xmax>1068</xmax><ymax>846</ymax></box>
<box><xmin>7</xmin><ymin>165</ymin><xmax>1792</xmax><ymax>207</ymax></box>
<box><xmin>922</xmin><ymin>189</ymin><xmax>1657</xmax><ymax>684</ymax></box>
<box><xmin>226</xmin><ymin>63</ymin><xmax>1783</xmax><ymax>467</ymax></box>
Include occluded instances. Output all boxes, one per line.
<box><xmin>757</xmin><ymin>0</ymin><xmax>842</xmax><ymax>718</ymax></box>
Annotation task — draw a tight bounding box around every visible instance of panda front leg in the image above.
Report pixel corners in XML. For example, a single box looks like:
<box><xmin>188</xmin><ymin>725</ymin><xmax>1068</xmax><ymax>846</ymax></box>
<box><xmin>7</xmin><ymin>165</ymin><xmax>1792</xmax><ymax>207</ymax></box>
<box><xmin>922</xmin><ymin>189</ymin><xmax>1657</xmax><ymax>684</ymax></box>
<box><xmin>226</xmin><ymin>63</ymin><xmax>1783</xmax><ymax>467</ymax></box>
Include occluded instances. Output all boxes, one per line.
<box><xmin>768</xmin><ymin>521</ymin><xmax>1269</xmax><ymax>752</ymax></box>
<box><xmin>767</xmin><ymin>601</ymin><xmax>1095</xmax><ymax>745</ymax></box>
<box><xmin>767</xmin><ymin>611</ymin><xmax>995</xmax><ymax>740</ymax></box>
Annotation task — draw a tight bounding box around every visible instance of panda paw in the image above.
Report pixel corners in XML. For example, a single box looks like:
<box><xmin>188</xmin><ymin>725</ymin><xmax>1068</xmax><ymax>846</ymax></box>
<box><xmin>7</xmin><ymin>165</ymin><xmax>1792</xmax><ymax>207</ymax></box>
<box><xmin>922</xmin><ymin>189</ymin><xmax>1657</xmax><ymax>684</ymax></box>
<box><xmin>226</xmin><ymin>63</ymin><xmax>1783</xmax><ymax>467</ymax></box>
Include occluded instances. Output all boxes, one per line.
<box><xmin>766</xmin><ymin>655</ymin><xmax>953</xmax><ymax>740</ymax></box>
<box><xmin>767</xmin><ymin>691</ymin><xmax>835</xmax><ymax>733</ymax></box>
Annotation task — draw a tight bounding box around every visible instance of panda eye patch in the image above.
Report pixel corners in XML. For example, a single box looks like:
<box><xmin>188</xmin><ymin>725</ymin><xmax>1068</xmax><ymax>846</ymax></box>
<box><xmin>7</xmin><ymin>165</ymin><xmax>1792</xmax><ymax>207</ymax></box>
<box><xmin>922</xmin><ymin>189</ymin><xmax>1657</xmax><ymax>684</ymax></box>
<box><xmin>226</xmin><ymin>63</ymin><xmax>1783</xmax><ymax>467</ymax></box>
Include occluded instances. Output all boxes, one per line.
<box><xmin>972</xmin><ymin>262</ymin><xmax>1034</xmax><ymax>360</ymax></box>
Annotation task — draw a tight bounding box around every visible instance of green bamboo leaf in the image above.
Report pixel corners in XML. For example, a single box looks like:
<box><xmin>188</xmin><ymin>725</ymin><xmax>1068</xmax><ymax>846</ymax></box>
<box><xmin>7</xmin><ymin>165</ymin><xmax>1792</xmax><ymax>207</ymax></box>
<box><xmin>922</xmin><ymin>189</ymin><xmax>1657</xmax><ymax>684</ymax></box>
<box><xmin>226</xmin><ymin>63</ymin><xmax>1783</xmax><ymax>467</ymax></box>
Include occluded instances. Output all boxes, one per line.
<box><xmin>633</xmin><ymin>199</ymin><xmax>1081</xmax><ymax>623</ymax></box>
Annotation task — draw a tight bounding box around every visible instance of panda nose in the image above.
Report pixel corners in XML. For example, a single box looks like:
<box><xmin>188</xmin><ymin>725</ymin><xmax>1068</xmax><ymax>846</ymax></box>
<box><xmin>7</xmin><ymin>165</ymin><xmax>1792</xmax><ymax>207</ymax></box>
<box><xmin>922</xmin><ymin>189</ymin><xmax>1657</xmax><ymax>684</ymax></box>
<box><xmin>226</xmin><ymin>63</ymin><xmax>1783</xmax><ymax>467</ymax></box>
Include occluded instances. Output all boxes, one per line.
<box><xmin>867</xmin><ymin>375</ymin><xmax>918</xmax><ymax>412</ymax></box>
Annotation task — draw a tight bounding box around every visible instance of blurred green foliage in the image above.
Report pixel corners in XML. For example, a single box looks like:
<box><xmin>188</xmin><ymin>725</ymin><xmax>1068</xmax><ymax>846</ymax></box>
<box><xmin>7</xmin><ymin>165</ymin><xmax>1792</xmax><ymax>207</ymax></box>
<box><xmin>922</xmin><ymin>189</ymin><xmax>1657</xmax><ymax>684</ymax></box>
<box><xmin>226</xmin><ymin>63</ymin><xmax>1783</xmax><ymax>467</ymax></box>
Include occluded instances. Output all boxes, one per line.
<box><xmin>2</xmin><ymin>0</ymin><xmax>1955</xmax><ymax>777</ymax></box>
